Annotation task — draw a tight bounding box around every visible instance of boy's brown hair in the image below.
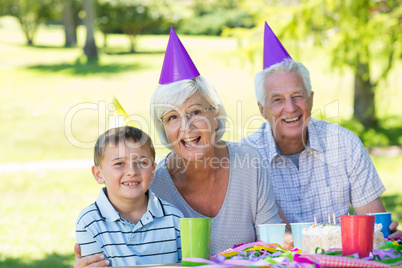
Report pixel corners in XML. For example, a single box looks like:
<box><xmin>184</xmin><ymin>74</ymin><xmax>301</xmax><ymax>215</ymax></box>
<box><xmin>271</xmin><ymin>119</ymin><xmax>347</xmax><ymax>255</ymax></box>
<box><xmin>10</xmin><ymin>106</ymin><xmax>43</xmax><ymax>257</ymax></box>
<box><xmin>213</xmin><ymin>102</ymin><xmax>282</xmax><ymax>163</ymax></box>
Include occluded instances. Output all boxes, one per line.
<box><xmin>94</xmin><ymin>126</ymin><xmax>155</xmax><ymax>166</ymax></box>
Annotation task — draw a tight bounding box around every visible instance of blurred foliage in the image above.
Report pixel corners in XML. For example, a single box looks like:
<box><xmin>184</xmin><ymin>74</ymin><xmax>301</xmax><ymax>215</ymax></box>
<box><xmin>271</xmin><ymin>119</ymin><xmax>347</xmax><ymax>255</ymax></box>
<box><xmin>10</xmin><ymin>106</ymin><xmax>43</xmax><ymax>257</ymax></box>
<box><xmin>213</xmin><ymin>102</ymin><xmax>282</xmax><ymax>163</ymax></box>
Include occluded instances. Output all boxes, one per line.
<box><xmin>233</xmin><ymin>0</ymin><xmax>402</xmax><ymax>128</ymax></box>
<box><xmin>285</xmin><ymin>0</ymin><xmax>402</xmax><ymax>127</ymax></box>
<box><xmin>341</xmin><ymin>116</ymin><xmax>402</xmax><ymax>147</ymax></box>
<box><xmin>96</xmin><ymin>0</ymin><xmax>176</xmax><ymax>52</ymax></box>
<box><xmin>177</xmin><ymin>0</ymin><xmax>255</xmax><ymax>35</ymax></box>
<box><xmin>0</xmin><ymin>0</ymin><xmax>258</xmax><ymax>50</ymax></box>
<box><xmin>44</xmin><ymin>0</ymin><xmax>81</xmax><ymax>24</ymax></box>
<box><xmin>0</xmin><ymin>1</ymin><xmax>401</xmax><ymax>125</ymax></box>
<box><xmin>0</xmin><ymin>0</ymin><xmax>58</xmax><ymax>45</ymax></box>
<box><xmin>178</xmin><ymin>8</ymin><xmax>255</xmax><ymax>36</ymax></box>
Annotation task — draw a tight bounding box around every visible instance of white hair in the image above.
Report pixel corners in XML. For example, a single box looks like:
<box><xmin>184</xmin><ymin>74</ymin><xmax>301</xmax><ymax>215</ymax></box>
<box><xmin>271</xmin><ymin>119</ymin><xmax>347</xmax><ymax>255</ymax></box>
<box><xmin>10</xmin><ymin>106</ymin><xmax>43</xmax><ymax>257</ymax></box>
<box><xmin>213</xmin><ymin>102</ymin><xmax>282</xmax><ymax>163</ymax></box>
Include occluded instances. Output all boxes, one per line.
<box><xmin>255</xmin><ymin>58</ymin><xmax>312</xmax><ymax>107</ymax></box>
<box><xmin>150</xmin><ymin>75</ymin><xmax>227</xmax><ymax>149</ymax></box>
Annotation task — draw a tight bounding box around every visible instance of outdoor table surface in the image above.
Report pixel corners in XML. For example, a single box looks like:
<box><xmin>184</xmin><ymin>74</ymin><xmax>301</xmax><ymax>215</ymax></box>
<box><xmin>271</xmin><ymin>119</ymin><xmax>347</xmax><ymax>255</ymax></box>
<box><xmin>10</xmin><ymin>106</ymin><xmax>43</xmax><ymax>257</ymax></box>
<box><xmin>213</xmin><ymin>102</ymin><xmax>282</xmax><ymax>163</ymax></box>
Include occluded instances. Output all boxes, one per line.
<box><xmin>119</xmin><ymin>265</ymin><xmax>402</xmax><ymax>268</ymax></box>
<box><xmin>119</xmin><ymin>265</ymin><xmax>181</xmax><ymax>268</ymax></box>
<box><xmin>118</xmin><ymin>263</ymin><xmax>402</xmax><ymax>267</ymax></box>
<box><xmin>117</xmin><ymin>243</ymin><xmax>402</xmax><ymax>267</ymax></box>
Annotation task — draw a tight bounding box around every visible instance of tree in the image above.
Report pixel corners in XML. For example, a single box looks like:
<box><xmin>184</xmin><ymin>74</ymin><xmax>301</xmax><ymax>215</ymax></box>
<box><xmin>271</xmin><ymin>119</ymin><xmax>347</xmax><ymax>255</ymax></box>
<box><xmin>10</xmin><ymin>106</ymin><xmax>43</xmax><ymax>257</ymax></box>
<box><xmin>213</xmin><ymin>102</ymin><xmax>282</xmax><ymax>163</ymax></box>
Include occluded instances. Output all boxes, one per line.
<box><xmin>96</xmin><ymin>0</ymin><xmax>173</xmax><ymax>53</ymax></box>
<box><xmin>243</xmin><ymin>0</ymin><xmax>402</xmax><ymax>127</ymax></box>
<box><xmin>0</xmin><ymin>0</ymin><xmax>56</xmax><ymax>46</ymax></box>
<box><xmin>95</xmin><ymin>0</ymin><xmax>121</xmax><ymax>48</ymax></box>
<box><xmin>178</xmin><ymin>0</ymin><xmax>255</xmax><ymax>35</ymax></box>
<box><xmin>61</xmin><ymin>0</ymin><xmax>79</xmax><ymax>47</ymax></box>
<box><xmin>83</xmin><ymin>0</ymin><xmax>97</xmax><ymax>58</ymax></box>
<box><xmin>119</xmin><ymin>1</ymin><xmax>161</xmax><ymax>53</ymax></box>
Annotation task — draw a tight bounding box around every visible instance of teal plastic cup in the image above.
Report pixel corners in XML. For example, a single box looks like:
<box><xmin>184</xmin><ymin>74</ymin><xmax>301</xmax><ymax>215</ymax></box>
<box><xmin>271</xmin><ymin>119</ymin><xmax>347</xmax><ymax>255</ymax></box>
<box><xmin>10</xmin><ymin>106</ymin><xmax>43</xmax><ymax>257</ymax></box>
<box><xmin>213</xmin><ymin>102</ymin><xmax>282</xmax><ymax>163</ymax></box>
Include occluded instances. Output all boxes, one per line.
<box><xmin>290</xmin><ymin>222</ymin><xmax>314</xmax><ymax>251</ymax></box>
<box><xmin>258</xmin><ymin>224</ymin><xmax>286</xmax><ymax>246</ymax></box>
<box><xmin>368</xmin><ymin>212</ymin><xmax>391</xmax><ymax>237</ymax></box>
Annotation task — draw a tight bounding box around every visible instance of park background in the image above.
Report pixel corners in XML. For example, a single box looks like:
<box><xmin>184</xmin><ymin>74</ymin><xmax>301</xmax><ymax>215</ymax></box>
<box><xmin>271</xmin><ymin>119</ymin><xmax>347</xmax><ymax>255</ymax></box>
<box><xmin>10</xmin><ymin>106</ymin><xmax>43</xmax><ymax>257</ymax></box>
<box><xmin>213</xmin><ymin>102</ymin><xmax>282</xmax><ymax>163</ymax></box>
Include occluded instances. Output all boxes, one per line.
<box><xmin>0</xmin><ymin>0</ymin><xmax>401</xmax><ymax>267</ymax></box>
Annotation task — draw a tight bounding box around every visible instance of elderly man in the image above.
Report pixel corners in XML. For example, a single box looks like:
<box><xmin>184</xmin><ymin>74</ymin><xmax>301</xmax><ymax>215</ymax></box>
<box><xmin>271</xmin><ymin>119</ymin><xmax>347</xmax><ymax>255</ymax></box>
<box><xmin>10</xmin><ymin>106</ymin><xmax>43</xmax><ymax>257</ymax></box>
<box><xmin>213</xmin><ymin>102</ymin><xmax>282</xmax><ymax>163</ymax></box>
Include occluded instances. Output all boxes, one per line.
<box><xmin>242</xmin><ymin>21</ymin><xmax>401</xmax><ymax>238</ymax></box>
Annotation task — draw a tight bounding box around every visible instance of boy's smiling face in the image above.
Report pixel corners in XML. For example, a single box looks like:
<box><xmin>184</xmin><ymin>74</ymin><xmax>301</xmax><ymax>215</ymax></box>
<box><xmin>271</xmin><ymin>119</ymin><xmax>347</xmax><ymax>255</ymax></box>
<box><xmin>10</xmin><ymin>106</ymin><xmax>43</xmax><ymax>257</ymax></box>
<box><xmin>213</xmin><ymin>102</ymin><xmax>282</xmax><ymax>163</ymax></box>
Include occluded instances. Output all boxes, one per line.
<box><xmin>92</xmin><ymin>140</ymin><xmax>156</xmax><ymax>207</ymax></box>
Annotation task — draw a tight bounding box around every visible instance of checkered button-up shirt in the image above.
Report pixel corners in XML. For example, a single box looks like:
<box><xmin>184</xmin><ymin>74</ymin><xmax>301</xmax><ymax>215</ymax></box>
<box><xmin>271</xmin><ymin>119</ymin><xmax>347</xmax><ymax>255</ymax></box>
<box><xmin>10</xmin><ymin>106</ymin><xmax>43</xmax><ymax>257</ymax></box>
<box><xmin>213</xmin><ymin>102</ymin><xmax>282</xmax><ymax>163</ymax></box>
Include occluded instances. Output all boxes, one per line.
<box><xmin>241</xmin><ymin>118</ymin><xmax>385</xmax><ymax>224</ymax></box>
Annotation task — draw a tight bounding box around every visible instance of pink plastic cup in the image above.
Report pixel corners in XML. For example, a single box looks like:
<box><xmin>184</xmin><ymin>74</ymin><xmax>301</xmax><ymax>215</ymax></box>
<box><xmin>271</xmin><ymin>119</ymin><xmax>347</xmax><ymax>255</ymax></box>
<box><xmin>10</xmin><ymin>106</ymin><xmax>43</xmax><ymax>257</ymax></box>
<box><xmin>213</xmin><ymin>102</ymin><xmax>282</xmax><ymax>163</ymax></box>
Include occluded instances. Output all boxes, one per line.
<box><xmin>341</xmin><ymin>215</ymin><xmax>375</xmax><ymax>258</ymax></box>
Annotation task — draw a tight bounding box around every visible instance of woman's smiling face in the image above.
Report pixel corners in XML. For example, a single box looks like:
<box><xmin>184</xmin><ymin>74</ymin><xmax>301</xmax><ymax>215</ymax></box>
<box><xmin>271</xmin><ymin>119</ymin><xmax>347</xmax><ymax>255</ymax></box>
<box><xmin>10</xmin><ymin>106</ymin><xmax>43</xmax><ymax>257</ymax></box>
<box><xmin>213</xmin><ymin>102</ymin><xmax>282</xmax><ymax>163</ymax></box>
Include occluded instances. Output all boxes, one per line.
<box><xmin>162</xmin><ymin>92</ymin><xmax>218</xmax><ymax>161</ymax></box>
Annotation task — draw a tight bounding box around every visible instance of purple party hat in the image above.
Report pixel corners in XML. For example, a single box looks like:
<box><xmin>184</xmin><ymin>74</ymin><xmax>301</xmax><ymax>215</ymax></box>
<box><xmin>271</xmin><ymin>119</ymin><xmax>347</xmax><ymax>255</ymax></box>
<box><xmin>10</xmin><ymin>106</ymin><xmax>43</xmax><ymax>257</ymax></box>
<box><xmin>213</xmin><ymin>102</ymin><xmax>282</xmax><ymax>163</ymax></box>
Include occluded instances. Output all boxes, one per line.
<box><xmin>159</xmin><ymin>26</ymin><xmax>200</xmax><ymax>84</ymax></box>
<box><xmin>263</xmin><ymin>21</ymin><xmax>292</xmax><ymax>69</ymax></box>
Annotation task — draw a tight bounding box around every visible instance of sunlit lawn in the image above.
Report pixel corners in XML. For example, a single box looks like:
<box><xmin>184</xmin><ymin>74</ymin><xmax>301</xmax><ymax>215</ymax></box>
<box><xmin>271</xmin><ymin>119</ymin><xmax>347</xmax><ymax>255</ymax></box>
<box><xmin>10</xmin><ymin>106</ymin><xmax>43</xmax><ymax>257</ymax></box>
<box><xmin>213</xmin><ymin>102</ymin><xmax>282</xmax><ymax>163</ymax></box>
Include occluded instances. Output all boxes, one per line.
<box><xmin>0</xmin><ymin>16</ymin><xmax>401</xmax><ymax>267</ymax></box>
<box><xmin>1</xmin><ymin>17</ymin><xmax>401</xmax><ymax>163</ymax></box>
<box><xmin>0</xmin><ymin>169</ymin><xmax>98</xmax><ymax>267</ymax></box>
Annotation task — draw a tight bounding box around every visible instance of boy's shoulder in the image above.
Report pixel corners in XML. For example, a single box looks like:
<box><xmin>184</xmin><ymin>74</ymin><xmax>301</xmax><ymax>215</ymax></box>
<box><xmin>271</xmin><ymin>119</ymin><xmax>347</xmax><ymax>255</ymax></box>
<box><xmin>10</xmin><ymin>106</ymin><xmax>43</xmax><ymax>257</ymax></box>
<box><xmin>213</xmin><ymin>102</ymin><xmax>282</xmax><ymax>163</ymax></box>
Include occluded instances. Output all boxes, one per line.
<box><xmin>148</xmin><ymin>189</ymin><xmax>183</xmax><ymax>219</ymax></box>
<box><xmin>158</xmin><ymin>197</ymin><xmax>184</xmax><ymax>218</ymax></box>
<box><xmin>76</xmin><ymin>202</ymin><xmax>101</xmax><ymax>226</ymax></box>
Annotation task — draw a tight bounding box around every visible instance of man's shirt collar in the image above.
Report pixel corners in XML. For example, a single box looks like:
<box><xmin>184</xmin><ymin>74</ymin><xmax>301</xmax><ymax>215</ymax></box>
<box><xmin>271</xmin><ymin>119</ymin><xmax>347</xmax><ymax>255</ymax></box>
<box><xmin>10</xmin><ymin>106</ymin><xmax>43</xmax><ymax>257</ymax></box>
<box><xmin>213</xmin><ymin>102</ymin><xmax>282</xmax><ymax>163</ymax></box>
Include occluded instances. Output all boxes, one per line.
<box><xmin>262</xmin><ymin>118</ymin><xmax>325</xmax><ymax>164</ymax></box>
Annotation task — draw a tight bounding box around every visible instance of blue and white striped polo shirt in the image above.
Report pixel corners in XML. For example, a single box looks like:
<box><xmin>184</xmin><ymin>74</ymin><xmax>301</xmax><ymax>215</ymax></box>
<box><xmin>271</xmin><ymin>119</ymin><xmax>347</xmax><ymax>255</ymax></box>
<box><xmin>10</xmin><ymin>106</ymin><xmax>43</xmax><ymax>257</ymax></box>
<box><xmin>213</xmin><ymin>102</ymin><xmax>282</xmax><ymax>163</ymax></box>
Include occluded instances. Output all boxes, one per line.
<box><xmin>76</xmin><ymin>188</ymin><xmax>183</xmax><ymax>266</ymax></box>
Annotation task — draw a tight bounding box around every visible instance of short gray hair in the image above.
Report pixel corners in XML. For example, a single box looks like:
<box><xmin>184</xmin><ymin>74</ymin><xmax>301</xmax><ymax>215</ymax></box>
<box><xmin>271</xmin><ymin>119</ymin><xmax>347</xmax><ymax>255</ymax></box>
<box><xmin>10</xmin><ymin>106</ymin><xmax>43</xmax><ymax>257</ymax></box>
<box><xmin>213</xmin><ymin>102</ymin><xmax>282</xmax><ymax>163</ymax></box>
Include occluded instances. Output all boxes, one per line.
<box><xmin>255</xmin><ymin>58</ymin><xmax>312</xmax><ymax>107</ymax></box>
<box><xmin>151</xmin><ymin>75</ymin><xmax>227</xmax><ymax>149</ymax></box>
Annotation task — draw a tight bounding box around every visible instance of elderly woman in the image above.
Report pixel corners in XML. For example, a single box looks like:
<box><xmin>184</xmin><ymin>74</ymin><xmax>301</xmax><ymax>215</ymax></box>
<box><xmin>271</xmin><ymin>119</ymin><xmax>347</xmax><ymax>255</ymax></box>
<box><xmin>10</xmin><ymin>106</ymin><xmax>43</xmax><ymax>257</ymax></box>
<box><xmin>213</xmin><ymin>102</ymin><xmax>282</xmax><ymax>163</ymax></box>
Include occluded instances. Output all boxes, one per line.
<box><xmin>150</xmin><ymin>74</ymin><xmax>286</xmax><ymax>254</ymax></box>
<box><xmin>74</xmin><ymin>27</ymin><xmax>289</xmax><ymax>267</ymax></box>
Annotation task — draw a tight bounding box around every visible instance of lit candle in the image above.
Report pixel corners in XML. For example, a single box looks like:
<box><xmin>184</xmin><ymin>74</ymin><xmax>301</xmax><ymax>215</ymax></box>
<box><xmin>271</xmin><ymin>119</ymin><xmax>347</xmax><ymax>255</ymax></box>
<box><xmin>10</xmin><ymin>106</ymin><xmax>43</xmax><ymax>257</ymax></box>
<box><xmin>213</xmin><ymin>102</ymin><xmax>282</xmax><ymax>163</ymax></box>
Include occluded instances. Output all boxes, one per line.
<box><xmin>314</xmin><ymin>215</ymin><xmax>317</xmax><ymax>227</ymax></box>
<box><xmin>333</xmin><ymin>212</ymin><xmax>336</xmax><ymax>225</ymax></box>
<box><xmin>328</xmin><ymin>214</ymin><xmax>331</xmax><ymax>224</ymax></box>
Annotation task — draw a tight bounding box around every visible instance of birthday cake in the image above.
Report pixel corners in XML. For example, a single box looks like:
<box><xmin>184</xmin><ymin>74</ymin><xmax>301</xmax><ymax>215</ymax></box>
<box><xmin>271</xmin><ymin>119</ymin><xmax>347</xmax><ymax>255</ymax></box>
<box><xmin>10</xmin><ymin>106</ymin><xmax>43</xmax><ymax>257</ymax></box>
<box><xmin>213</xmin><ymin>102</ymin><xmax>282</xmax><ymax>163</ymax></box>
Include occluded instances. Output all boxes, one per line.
<box><xmin>302</xmin><ymin>223</ymin><xmax>385</xmax><ymax>253</ymax></box>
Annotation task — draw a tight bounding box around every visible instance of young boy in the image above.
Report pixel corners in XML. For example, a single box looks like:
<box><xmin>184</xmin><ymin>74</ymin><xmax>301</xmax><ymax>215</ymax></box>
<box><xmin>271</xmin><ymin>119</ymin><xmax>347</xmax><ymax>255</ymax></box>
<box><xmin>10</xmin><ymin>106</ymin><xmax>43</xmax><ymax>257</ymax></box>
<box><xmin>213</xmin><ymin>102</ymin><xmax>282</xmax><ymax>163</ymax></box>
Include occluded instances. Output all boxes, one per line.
<box><xmin>76</xmin><ymin>126</ymin><xmax>183</xmax><ymax>266</ymax></box>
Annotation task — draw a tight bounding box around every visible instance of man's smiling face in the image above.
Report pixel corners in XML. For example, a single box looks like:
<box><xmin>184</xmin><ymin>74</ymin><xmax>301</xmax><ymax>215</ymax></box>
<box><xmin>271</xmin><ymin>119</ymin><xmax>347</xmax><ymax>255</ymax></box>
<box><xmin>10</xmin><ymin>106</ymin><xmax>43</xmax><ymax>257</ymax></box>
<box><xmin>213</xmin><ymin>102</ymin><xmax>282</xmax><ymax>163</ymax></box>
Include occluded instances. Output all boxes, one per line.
<box><xmin>259</xmin><ymin>70</ymin><xmax>314</xmax><ymax>144</ymax></box>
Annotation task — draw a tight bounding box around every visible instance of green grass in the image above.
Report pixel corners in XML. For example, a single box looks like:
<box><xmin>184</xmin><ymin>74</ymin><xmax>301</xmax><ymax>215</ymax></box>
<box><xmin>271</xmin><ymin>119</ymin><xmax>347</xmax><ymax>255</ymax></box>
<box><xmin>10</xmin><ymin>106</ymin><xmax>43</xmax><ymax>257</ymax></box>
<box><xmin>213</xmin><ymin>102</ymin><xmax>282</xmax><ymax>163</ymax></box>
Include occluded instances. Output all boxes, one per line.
<box><xmin>1</xmin><ymin>16</ymin><xmax>401</xmax><ymax>162</ymax></box>
<box><xmin>0</xmin><ymin>169</ymin><xmax>98</xmax><ymax>267</ymax></box>
<box><xmin>0</xmin><ymin>16</ymin><xmax>401</xmax><ymax>267</ymax></box>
